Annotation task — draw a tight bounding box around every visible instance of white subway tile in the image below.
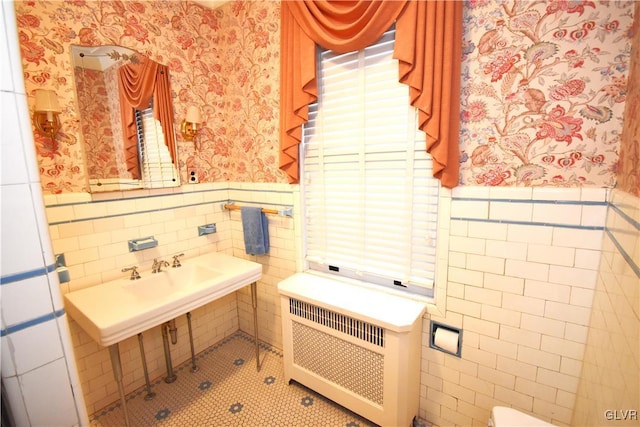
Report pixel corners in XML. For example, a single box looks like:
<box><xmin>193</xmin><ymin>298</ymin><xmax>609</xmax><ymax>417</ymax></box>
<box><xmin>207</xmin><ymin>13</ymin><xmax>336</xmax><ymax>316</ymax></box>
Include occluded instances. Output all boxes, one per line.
<box><xmin>495</xmin><ymin>385</ymin><xmax>534</xmax><ymax>411</ymax></box>
<box><xmin>580</xmin><ymin>187</ymin><xmax>608</xmax><ymax>202</ymax></box>
<box><xmin>466</xmin><ymin>254</ymin><xmax>505</xmax><ymax>275</ymax></box>
<box><xmin>559</xmin><ymin>357</ymin><xmax>583</xmax><ymax>377</ymax></box>
<box><xmin>490</xmin><ymin>201</ymin><xmax>533</xmax><ymax>222</ymax></box>
<box><xmin>449</xmin><ymin>235</ymin><xmax>486</xmax><ymax>255</ymax></box>
<box><xmin>517</xmin><ymin>347</ymin><xmax>561</xmax><ymax>371</ymax></box>
<box><xmin>564</xmin><ymin>323</ymin><xmax>589</xmax><ymax>344</ymax></box>
<box><xmin>489</xmin><ymin>187</ymin><xmax>533</xmax><ymax>200</ymax></box>
<box><xmin>527</xmin><ymin>244</ymin><xmax>575</xmax><ymax>267</ymax></box>
<box><xmin>448</xmin><ymin>266</ymin><xmax>484</xmax><ymax>287</ymax></box>
<box><xmin>569</xmin><ymin>287</ymin><xmax>595</xmax><ymax>307</ymax></box>
<box><xmin>524</xmin><ymin>280</ymin><xmax>570</xmax><ymax>303</ymax></box>
<box><xmin>5</xmin><ymin>319</ymin><xmax>64</xmax><ymax>375</ymax></box>
<box><xmin>581</xmin><ymin>204</ymin><xmax>607</xmax><ymax>227</ymax></box>
<box><xmin>21</xmin><ymin>358</ymin><xmax>80</xmax><ymax>426</ymax></box>
<box><xmin>507</xmin><ymin>224</ymin><xmax>553</xmax><ymax>245</ymax></box>
<box><xmin>449</xmin><ymin>219</ymin><xmax>468</xmax><ymax>236</ymax></box>
<box><xmin>500</xmin><ymin>325</ymin><xmax>541</xmax><ymax>349</ymax></box>
<box><xmin>548</xmin><ymin>265</ymin><xmax>598</xmax><ymax>289</ymax></box>
<box><xmin>451</xmin><ymin>186</ymin><xmax>490</xmax><ymax>199</ymax></box>
<box><xmin>520</xmin><ymin>314</ymin><xmax>566</xmax><ymax>338</ymax></box>
<box><xmin>0</xmin><ymin>376</ymin><xmax>29</xmax><ymax>426</ymax></box>
<box><xmin>464</xmin><ymin>316</ymin><xmax>500</xmax><ymax>338</ymax></box>
<box><xmin>536</xmin><ymin>368</ymin><xmax>580</xmax><ymax>393</ymax></box>
<box><xmin>451</xmin><ymin>199</ymin><xmax>489</xmax><ymax>219</ymax></box>
<box><xmin>505</xmin><ymin>259</ymin><xmax>549</xmax><ymax>281</ymax></box>
<box><xmin>468</xmin><ymin>221</ymin><xmax>508</xmax><ymax>240</ymax></box>
<box><xmin>544</xmin><ymin>301</ymin><xmax>592</xmax><ymax>326</ymax></box>
<box><xmin>514</xmin><ymin>377</ymin><xmax>557</xmax><ymax>403</ymax></box>
<box><xmin>465</xmin><ymin>286</ymin><xmax>502</xmax><ymax>306</ymax></box>
<box><xmin>532</xmin><ymin>203</ymin><xmax>582</xmax><ymax>226</ymax></box>
<box><xmin>0</xmin><ymin>276</ymin><xmax>53</xmax><ymax>327</ymax></box>
<box><xmin>484</xmin><ymin>273</ymin><xmax>525</xmax><ymax>295</ymax></box>
<box><xmin>460</xmin><ymin>372</ymin><xmax>496</xmax><ymax>396</ymax></box>
<box><xmin>486</xmin><ymin>240</ymin><xmax>528</xmax><ymax>261</ymax></box>
<box><xmin>541</xmin><ymin>335</ymin><xmax>585</xmax><ymax>359</ymax></box>
<box><xmin>447</xmin><ymin>297</ymin><xmax>482</xmax><ymax>318</ymax></box>
<box><xmin>532</xmin><ymin>188</ymin><xmax>581</xmax><ymax>202</ymax></box>
<box><xmin>574</xmin><ymin>249</ymin><xmax>601</xmax><ymax>269</ymax></box>
<box><xmin>502</xmin><ymin>293</ymin><xmax>545</xmax><ymax>316</ymax></box>
<box><xmin>497</xmin><ymin>356</ymin><xmax>538</xmax><ymax>381</ymax></box>
<box><xmin>478</xmin><ymin>365</ymin><xmax>516</xmax><ymax>389</ymax></box>
<box><xmin>481</xmin><ymin>305</ymin><xmax>521</xmax><ymax>327</ymax></box>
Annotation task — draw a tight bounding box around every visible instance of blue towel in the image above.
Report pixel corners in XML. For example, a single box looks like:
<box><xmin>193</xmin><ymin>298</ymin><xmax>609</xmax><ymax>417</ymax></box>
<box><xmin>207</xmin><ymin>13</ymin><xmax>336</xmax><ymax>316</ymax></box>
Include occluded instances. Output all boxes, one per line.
<box><xmin>241</xmin><ymin>206</ymin><xmax>270</xmax><ymax>255</ymax></box>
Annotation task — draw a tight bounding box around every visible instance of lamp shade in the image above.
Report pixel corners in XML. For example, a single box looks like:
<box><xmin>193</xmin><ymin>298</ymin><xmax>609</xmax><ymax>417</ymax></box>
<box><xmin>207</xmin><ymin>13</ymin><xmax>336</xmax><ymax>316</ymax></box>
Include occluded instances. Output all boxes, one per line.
<box><xmin>185</xmin><ymin>105</ymin><xmax>202</xmax><ymax>123</ymax></box>
<box><xmin>34</xmin><ymin>89</ymin><xmax>61</xmax><ymax>113</ymax></box>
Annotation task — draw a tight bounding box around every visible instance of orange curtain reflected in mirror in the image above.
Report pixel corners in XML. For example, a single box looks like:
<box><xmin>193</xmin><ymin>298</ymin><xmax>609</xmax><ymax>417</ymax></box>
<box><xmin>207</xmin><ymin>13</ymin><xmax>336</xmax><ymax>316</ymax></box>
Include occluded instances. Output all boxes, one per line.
<box><xmin>118</xmin><ymin>57</ymin><xmax>176</xmax><ymax>180</ymax></box>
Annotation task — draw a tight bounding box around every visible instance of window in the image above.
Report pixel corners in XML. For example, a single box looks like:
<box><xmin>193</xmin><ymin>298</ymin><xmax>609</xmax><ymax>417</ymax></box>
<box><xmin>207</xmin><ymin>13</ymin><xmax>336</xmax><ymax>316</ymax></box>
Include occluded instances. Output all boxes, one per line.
<box><xmin>134</xmin><ymin>103</ymin><xmax>179</xmax><ymax>188</ymax></box>
<box><xmin>302</xmin><ymin>29</ymin><xmax>439</xmax><ymax>297</ymax></box>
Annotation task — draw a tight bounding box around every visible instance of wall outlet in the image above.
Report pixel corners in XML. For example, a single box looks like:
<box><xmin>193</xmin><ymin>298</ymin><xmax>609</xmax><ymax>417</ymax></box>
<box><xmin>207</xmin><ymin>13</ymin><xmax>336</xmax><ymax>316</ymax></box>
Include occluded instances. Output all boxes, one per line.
<box><xmin>188</xmin><ymin>169</ymin><xmax>198</xmax><ymax>184</ymax></box>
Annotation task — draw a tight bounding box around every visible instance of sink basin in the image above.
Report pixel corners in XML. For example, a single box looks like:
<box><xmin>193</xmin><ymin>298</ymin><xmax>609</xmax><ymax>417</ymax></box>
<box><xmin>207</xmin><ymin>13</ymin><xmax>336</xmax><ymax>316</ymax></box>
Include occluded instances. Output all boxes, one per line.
<box><xmin>64</xmin><ymin>252</ymin><xmax>262</xmax><ymax>346</ymax></box>
<box><xmin>122</xmin><ymin>264</ymin><xmax>222</xmax><ymax>301</ymax></box>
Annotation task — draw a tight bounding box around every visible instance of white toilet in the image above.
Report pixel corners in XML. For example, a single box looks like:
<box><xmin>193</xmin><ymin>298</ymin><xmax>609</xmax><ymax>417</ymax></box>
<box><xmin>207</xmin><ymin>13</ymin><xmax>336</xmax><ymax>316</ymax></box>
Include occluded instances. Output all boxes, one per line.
<box><xmin>489</xmin><ymin>406</ymin><xmax>555</xmax><ymax>426</ymax></box>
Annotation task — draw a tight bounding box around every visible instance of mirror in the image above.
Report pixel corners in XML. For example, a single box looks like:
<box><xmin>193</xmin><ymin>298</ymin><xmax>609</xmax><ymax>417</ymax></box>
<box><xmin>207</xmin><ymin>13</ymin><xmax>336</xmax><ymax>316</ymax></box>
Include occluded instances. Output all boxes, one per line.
<box><xmin>71</xmin><ymin>45</ymin><xmax>180</xmax><ymax>192</ymax></box>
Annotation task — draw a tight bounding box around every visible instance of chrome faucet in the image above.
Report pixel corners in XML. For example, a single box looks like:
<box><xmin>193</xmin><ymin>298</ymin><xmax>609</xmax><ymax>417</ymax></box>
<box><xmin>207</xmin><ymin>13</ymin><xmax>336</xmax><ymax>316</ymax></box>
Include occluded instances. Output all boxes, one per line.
<box><xmin>152</xmin><ymin>258</ymin><xmax>170</xmax><ymax>273</ymax></box>
<box><xmin>122</xmin><ymin>265</ymin><xmax>140</xmax><ymax>280</ymax></box>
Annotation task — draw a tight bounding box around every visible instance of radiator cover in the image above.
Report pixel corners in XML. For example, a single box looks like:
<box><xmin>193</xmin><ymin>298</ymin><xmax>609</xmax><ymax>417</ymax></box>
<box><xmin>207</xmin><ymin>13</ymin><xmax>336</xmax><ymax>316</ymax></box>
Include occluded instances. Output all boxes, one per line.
<box><xmin>279</xmin><ymin>273</ymin><xmax>426</xmax><ymax>427</ymax></box>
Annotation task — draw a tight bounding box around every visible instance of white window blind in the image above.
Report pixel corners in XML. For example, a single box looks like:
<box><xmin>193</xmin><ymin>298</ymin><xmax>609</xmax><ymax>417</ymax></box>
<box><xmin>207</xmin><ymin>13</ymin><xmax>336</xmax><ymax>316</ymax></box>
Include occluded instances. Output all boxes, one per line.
<box><xmin>302</xmin><ymin>29</ymin><xmax>439</xmax><ymax>297</ymax></box>
<box><xmin>135</xmin><ymin>105</ymin><xmax>179</xmax><ymax>188</ymax></box>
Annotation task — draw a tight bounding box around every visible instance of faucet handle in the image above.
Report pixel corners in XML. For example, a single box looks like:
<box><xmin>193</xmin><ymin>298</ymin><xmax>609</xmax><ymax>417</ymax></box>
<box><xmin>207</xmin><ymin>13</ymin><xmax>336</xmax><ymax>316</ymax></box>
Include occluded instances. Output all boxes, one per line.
<box><xmin>172</xmin><ymin>253</ymin><xmax>184</xmax><ymax>268</ymax></box>
<box><xmin>122</xmin><ymin>266</ymin><xmax>140</xmax><ymax>280</ymax></box>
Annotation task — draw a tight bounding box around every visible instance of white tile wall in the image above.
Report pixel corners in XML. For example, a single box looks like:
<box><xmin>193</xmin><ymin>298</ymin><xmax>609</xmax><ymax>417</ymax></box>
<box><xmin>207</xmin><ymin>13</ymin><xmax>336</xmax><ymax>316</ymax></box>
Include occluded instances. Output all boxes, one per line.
<box><xmin>0</xmin><ymin>2</ymin><xmax>87</xmax><ymax>425</ymax></box>
<box><xmin>43</xmin><ymin>182</ymin><xmax>297</xmax><ymax>415</ymax></box>
<box><xmin>420</xmin><ymin>187</ymin><xmax>609</xmax><ymax>427</ymax></box>
<box><xmin>572</xmin><ymin>189</ymin><xmax>640</xmax><ymax>426</ymax></box>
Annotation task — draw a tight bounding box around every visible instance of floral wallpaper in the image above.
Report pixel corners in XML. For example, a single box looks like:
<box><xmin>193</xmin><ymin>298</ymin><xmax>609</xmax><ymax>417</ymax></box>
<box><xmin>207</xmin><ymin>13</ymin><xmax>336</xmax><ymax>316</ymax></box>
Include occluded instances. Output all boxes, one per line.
<box><xmin>74</xmin><ymin>65</ymin><xmax>126</xmax><ymax>180</ymax></box>
<box><xmin>616</xmin><ymin>1</ymin><xmax>640</xmax><ymax>197</ymax></box>
<box><xmin>458</xmin><ymin>0</ymin><xmax>635</xmax><ymax>187</ymax></box>
<box><xmin>15</xmin><ymin>0</ymin><xmax>637</xmax><ymax>193</ymax></box>
<box><xmin>16</xmin><ymin>0</ymin><xmax>283</xmax><ymax>193</ymax></box>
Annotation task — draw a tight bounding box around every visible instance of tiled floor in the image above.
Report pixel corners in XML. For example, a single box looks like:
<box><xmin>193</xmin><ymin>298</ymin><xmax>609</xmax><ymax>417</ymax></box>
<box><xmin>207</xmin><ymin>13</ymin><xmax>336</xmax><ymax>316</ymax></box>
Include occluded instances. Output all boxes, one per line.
<box><xmin>90</xmin><ymin>332</ymin><xmax>379</xmax><ymax>426</ymax></box>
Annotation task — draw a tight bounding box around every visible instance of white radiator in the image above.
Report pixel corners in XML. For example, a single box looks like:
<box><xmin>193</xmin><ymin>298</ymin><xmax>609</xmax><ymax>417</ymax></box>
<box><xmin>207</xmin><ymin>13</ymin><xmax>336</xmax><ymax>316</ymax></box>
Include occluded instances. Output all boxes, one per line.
<box><xmin>278</xmin><ymin>272</ymin><xmax>427</xmax><ymax>427</ymax></box>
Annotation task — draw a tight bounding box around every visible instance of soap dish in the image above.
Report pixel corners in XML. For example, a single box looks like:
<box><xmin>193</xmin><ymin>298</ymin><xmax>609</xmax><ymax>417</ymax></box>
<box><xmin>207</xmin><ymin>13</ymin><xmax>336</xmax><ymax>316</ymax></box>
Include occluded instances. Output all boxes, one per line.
<box><xmin>128</xmin><ymin>236</ymin><xmax>158</xmax><ymax>252</ymax></box>
<box><xmin>198</xmin><ymin>224</ymin><xmax>217</xmax><ymax>236</ymax></box>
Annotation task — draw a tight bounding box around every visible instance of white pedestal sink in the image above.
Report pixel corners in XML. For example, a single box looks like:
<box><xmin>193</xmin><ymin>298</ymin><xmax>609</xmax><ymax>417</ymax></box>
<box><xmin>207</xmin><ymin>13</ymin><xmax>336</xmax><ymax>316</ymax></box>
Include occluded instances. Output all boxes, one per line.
<box><xmin>64</xmin><ymin>251</ymin><xmax>262</xmax><ymax>426</ymax></box>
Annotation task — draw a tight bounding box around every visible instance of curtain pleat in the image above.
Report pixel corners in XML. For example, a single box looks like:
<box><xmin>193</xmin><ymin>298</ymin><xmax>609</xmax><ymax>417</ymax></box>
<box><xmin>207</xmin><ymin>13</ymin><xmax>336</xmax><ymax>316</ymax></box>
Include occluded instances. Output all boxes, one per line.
<box><xmin>118</xmin><ymin>57</ymin><xmax>176</xmax><ymax>180</ymax></box>
<box><xmin>279</xmin><ymin>0</ymin><xmax>462</xmax><ymax>188</ymax></box>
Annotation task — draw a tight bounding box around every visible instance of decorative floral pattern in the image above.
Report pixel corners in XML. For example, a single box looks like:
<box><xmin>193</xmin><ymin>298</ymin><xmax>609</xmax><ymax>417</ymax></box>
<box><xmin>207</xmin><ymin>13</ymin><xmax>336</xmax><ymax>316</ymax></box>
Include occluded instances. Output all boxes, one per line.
<box><xmin>15</xmin><ymin>1</ymin><xmax>636</xmax><ymax>193</ymax></box>
<box><xmin>16</xmin><ymin>0</ymin><xmax>283</xmax><ymax>194</ymax></box>
<box><xmin>459</xmin><ymin>0</ymin><xmax>635</xmax><ymax>187</ymax></box>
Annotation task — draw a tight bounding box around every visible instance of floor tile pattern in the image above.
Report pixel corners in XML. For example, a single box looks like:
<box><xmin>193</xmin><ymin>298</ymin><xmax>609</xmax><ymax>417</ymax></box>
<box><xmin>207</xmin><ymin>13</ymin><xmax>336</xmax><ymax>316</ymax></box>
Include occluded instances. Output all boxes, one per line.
<box><xmin>90</xmin><ymin>332</ymin><xmax>378</xmax><ymax>426</ymax></box>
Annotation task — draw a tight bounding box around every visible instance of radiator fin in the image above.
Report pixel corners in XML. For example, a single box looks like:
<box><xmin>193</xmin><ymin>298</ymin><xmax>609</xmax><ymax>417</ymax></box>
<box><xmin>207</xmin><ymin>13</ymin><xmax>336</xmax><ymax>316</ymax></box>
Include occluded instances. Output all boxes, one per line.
<box><xmin>289</xmin><ymin>298</ymin><xmax>385</xmax><ymax>347</ymax></box>
<box><xmin>292</xmin><ymin>321</ymin><xmax>384</xmax><ymax>405</ymax></box>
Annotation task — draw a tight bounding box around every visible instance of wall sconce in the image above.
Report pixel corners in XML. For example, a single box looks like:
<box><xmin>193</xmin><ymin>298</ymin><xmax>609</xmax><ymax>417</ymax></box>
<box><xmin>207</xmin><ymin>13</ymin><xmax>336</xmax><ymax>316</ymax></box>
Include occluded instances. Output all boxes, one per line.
<box><xmin>33</xmin><ymin>89</ymin><xmax>61</xmax><ymax>140</ymax></box>
<box><xmin>180</xmin><ymin>106</ymin><xmax>202</xmax><ymax>141</ymax></box>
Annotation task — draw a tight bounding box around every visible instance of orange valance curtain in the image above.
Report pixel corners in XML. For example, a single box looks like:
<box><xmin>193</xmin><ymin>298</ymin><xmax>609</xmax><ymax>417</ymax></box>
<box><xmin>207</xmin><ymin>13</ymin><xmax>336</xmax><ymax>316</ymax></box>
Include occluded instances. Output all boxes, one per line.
<box><xmin>118</xmin><ymin>57</ymin><xmax>176</xmax><ymax>180</ymax></box>
<box><xmin>279</xmin><ymin>0</ymin><xmax>463</xmax><ymax>188</ymax></box>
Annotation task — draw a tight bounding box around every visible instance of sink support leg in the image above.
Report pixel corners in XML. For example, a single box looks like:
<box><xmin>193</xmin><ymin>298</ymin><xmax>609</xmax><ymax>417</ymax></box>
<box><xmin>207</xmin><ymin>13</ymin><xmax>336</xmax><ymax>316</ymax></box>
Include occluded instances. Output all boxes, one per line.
<box><xmin>186</xmin><ymin>312</ymin><xmax>199</xmax><ymax>372</ymax></box>
<box><xmin>251</xmin><ymin>281</ymin><xmax>261</xmax><ymax>371</ymax></box>
<box><xmin>137</xmin><ymin>333</ymin><xmax>156</xmax><ymax>400</ymax></box>
<box><xmin>161</xmin><ymin>322</ymin><xmax>177</xmax><ymax>383</ymax></box>
<box><xmin>109</xmin><ymin>344</ymin><xmax>131</xmax><ymax>427</ymax></box>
